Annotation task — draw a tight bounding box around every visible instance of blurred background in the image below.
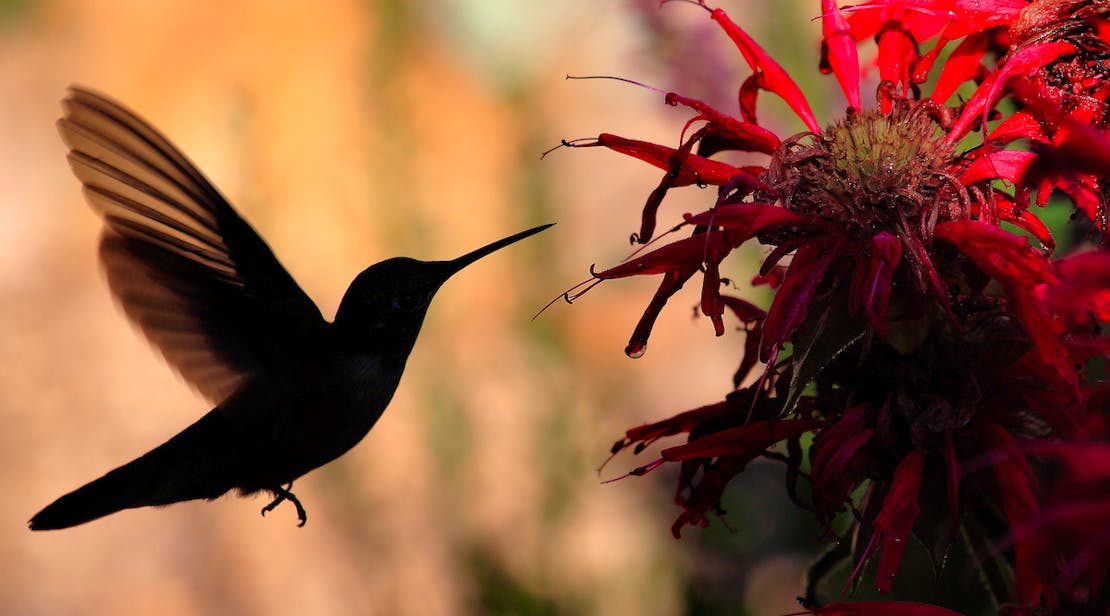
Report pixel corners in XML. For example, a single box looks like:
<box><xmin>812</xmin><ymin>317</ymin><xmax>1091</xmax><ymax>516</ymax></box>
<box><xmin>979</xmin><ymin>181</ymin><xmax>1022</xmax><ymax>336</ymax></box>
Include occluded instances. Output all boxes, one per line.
<box><xmin>0</xmin><ymin>0</ymin><xmax>834</xmax><ymax>614</ymax></box>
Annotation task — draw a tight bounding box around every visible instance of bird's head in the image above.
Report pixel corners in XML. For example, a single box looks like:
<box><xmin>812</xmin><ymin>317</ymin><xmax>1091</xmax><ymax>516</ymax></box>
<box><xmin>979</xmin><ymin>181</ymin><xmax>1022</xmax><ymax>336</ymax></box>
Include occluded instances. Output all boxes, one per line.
<box><xmin>334</xmin><ymin>224</ymin><xmax>551</xmax><ymax>351</ymax></box>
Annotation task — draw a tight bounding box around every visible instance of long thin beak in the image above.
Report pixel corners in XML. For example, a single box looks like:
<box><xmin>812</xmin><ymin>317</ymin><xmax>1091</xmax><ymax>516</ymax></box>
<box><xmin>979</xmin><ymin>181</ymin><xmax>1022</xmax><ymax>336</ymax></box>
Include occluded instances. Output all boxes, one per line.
<box><xmin>443</xmin><ymin>223</ymin><xmax>553</xmax><ymax>276</ymax></box>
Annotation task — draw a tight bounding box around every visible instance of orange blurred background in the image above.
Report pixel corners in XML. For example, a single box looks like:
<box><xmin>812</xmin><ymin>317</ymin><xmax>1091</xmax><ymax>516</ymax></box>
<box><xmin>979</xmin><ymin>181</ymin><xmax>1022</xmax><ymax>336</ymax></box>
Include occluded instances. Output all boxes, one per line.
<box><xmin>2</xmin><ymin>0</ymin><xmax>822</xmax><ymax>614</ymax></box>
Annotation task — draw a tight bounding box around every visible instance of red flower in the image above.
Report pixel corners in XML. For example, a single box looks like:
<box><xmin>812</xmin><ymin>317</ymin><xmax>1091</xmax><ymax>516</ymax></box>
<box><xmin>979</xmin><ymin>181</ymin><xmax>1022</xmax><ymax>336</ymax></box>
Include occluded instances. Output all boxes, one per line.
<box><xmin>563</xmin><ymin>0</ymin><xmax>1110</xmax><ymax>610</ymax></box>
<box><xmin>864</xmin><ymin>0</ymin><xmax>1110</xmax><ymax>240</ymax></box>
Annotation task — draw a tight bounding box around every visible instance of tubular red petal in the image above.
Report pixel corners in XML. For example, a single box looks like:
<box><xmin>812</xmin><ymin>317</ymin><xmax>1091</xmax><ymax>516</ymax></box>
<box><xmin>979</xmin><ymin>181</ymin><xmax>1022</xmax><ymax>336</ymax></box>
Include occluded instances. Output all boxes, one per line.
<box><xmin>811</xmin><ymin>409</ymin><xmax>875</xmax><ymax>521</ymax></box>
<box><xmin>670</xmin><ymin>455</ymin><xmax>748</xmax><ymax>538</ymax></box>
<box><xmin>618</xmin><ymin>398</ymin><xmax>738</xmax><ymax>452</ymax></box>
<box><xmin>949</xmin><ymin>41</ymin><xmax>1078</xmax><ymax>143</ymax></box>
<box><xmin>852</xmin><ymin>232</ymin><xmax>902</xmax><ymax>336</ymax></box>
<box><xmin>899</xmin><ymin>230</ymin><xmax>951</xmax><ymax>315</ymax></box>
<box><xmin>624</xmin><ymin>267</ymin><xmax>700</xmax><ymax>359</ymax></box>
<box><xmin>872</xmin><ymin>450</ymin><xmax>925</xmax><ymax>593</ymax></box>
<box><xmin>592</xmin><ymin>230</ymin><xmax>733</xmax><ymax>280</ymax></box>
<box><xmin>1040</xmin><ymin>250</ymin><xmax>1110</xmax><ymax>330</ymax></box>
<box><xmin>876</xmin><ymin>8</ymin><xmax>919</xmax><ymax>105</ymax></box>
<box><xmin>684</xmin><ymin>203</ymin><xmax>810</xmax><ymax>241</ymax></box>
<box><xmin>849</xmin><ymin>0</ymin><xmax>1027</xmax><ymax>34</ymax></box>
<box><xmin>759</xmin><ymin>238</ymin><xmax>844</xmax><ymax>362</ymax></box>
<box><xmin>821</xmin><ymin>0</ymin><xmax>862</xmax><ymax>111</ymax></box>
<box><xmin>982</xmin><ymin>423</ymin><xmax>1044</xmax><ymax>605</ymax></box>
<box><xmin>701</xmin><ymin>264</ymin><xmax>726</xmax><ymax>336</ymax></box>
<box><xmin>930</xmin><ymin>31</ymin><xmax>989</xmax><ymax>105</ymax></box>
<box><xmin>959</xmin><ymin>149</ymin><xmax>1034</xmax><ymax>185</ymax></box>
<box><xmin>709</xmin><ymin>7</ymin><xmax>821</xmax><ymax>133</ymax></box>
<box><xmin>933</xmin><ymin>220</ymin><xmax>1055</xmax><ymax>289</ymax></box>
<box><xmin>594</xmin><ymin>133</ymin><xmax>741</xmax><ymax>185</ymax></box>
<box><xmin>664</xmin><ymin>92</ymin><xmax>782</xmax><ymax>154</ymax></box>
<box><xmin>719</xmin><ymin>295</ymin><xmax>766</xmax><ymax>323</ymax></box>
<box><xmin>987</xmin><ymin>109</ymin><xmax>1047</xmax><ymax>145</ymax></box>
<box><xmin>660</xmin><ymin>419</ymin><xmax>818</xmax><ymax>461</ymax></box>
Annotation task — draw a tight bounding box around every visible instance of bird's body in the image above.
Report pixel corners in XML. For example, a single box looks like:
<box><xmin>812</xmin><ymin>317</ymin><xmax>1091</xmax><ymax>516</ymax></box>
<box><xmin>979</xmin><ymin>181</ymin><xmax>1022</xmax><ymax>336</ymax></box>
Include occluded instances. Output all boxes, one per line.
<box><xmin>29</xmin><ymin>86</ymin><xmax>549</xmax><ymax>530</ymax></box>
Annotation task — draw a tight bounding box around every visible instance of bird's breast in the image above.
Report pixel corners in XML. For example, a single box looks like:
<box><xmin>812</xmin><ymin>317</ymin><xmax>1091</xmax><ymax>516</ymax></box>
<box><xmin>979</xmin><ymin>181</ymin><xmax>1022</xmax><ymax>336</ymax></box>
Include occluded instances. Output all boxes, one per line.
<box><xmin>219</xmin><ymin>352</ymin><xmax>407</xmax><ymax>480</ymax></box>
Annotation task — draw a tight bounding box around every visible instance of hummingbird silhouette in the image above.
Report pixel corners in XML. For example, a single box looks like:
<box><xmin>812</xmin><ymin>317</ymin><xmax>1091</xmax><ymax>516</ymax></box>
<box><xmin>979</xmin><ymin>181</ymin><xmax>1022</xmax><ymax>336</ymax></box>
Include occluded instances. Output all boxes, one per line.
<box><xmin>29</xmin><ymin>86</ymin><xmax>551</xmax><ymax>531</ymax></box>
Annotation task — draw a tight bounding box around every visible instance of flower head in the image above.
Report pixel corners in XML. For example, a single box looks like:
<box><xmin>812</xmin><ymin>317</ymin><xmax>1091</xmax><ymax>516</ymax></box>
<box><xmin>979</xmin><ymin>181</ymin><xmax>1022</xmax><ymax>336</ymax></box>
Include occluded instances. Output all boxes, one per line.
<box><xmin>564</xmin><ymin>0</ymin><xmax>1110</xmax><ymax>611</ymax></box>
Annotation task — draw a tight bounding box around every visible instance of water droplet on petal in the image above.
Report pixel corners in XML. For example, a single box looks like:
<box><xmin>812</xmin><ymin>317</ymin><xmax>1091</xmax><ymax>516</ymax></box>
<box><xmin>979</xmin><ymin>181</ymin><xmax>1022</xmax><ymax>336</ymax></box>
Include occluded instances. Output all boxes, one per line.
<box><xmin>625</xmin><ymin>342</ymin><xmax>647</xmax><ymax>358</ymax></box>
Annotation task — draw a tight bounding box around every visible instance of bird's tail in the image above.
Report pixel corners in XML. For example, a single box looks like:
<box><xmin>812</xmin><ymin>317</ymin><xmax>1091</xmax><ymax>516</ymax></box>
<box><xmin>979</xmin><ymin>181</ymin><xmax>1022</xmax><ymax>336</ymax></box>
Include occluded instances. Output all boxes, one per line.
<box><xmin>29</xmin><ymin>409</ymin><xmax>242</xmax><ymax>530</ymax></box>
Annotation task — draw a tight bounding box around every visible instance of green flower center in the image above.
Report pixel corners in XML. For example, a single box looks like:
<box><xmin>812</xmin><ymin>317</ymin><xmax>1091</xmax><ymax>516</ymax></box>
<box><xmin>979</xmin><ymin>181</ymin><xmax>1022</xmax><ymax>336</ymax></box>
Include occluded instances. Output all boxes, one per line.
<box><xmin>764</xmin><ymin>100</ymin><xmax>962</xmax><ymax>238</ymax></box>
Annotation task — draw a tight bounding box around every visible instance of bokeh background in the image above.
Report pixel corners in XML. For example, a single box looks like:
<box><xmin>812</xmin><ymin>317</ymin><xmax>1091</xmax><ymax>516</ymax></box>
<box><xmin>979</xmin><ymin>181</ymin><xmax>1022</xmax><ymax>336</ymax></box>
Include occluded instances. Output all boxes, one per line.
<box><xmin>1</xmin><ymin>1</ymin><xmax>836</xmax><ymax>614</ymax></box>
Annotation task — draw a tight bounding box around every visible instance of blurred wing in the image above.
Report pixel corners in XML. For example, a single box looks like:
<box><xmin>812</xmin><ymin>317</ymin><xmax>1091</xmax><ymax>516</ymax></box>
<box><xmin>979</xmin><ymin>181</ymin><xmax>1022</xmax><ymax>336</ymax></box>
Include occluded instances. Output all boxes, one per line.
<box><xmin>57</xmin><ymin>86</ymin><xmax>326</xmax><ymax>403</ymax></box>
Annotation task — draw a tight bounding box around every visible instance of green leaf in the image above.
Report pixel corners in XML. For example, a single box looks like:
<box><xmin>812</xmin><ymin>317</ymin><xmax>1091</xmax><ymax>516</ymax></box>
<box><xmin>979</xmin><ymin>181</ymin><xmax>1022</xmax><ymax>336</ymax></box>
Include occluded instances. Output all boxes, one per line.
<box><xmin>777</xmin><ymin>289</ymin><xmax>868</xmax><ymax>417</ymax></box>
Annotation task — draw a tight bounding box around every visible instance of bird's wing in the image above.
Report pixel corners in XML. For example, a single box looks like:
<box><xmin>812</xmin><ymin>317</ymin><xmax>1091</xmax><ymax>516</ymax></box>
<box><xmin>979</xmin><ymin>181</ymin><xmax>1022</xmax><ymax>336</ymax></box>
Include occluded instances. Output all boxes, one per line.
<box><xmin>57</xmin><ymin>86</ymin><xmax>327</xmax><ymax>403</ymax></box>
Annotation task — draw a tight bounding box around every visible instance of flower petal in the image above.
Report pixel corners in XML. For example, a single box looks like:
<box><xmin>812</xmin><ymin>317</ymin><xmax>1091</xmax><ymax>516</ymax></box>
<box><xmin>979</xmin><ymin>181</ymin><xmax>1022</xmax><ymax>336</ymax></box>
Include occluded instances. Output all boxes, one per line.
<box><xmin>660</xmin><ymin>418</ymin><xmax>819</xmax><ymax>461</ymax></box>
<box><xmin>708</xmin><ymin>7</ymin><xmax>821</xmax><ymax>133</ymax></box>
<box><xmin>933</xmin><ymin>220</ymin><xmax>1054</xmax><ymax>288</ymax></box>
<box><xmin>592</xmin><ymin>230</ymin><xmax>733</xmax><ymax>280</ymax></box>
<box><xmin>876</xmin><ymin>7</ymin><xmax>920</xmax><ymax>105</ymax></box>
<box><xmin>949</xmin><ymin>41</ymin><xmax>1078</xmax><ymax>143</ymax></box>
<box><xmin>929</xmin><ymin>31</ymin><xmax>989</xmax><ymax>105</ymax></box>
<box><xmin>684</xmin><ymin>202</ymin><xmax>810</xmax><ymax>240</ymax></box>
<box><xmin>760</xmin><ymin>238</ymin><xmax>844</xmax><ymax>362</ymax></box>
<box><xmin>664</xmin><ymin>92</ymin><xmax>782</xmax><ymax>154</ymax></box>
<box><xmin>871</xmin><ymin>450</ymin><xmax>925</xmax><ymax>593</ymax></box>
<box><xmin>849</xmin><ymin>232</ymin><xmax>902</xmax><ymax>336</ymax></box>
<box><xmin>1040</xmin><ymin>249</ymin><xmax>1110</xmax><ymax>331</ymax></box>
<box><xmin>982</xmin><ymin>423</ymin><xmax>1043</xmax><ymax>605</ymax></box>
<box><xmin>589</xmin><ymin>133</ymin><xmax>742</xmax><ymax>185</ymax></box>
<box><xmin>821</xmin><ymin>0</ymin><xmax>862</xmax><ymax>111</ymax></box>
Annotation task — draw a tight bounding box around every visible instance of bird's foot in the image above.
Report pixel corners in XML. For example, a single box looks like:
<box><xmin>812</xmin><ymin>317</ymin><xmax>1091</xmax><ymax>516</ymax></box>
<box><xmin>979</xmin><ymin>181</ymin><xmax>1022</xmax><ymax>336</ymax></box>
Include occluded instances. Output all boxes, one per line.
<box><xmin>261</xmin><ymin>482</ymin><xmax>307</xmax><ymax>527</ymax></box>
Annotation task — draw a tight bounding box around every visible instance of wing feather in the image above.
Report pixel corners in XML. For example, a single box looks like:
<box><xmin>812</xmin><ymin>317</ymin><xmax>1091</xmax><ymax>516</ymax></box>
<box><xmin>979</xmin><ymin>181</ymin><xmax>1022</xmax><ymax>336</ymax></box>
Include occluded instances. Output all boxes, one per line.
<box><xmin>58</xmin><ymin>86</ymin><xmax>326</xmax><ymax>403</ymax></box>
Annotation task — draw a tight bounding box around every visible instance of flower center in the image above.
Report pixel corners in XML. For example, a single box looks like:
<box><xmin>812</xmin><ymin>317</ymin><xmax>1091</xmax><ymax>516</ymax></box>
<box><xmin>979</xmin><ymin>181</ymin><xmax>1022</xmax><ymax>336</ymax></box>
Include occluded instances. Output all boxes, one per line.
<box><xmin>764</xmin><ymin>100</ymin><xmax>961</xmax><ymax>238</ymax></box>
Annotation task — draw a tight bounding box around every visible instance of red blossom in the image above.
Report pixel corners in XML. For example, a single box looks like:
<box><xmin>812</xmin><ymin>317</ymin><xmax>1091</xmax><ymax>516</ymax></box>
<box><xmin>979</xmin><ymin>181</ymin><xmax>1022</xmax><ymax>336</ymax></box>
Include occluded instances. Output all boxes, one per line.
<box><xmin>568</xmin><ymin>0</ymin><xmax>1110</xmax><ymax>611</ymax></box>
<box><xmin>850</xmin><ymin>0</ymin><xmax>1026</xmax><ymax>36</ymax></box>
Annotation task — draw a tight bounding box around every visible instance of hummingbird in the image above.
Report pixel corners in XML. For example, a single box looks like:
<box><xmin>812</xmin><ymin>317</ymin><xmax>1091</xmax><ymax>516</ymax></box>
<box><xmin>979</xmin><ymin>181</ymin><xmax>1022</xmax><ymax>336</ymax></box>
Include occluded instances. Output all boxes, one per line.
<box><xmin>29</xmin><ymin>86</ymin><xmax>551</xmax><ymax>531</ymax></box>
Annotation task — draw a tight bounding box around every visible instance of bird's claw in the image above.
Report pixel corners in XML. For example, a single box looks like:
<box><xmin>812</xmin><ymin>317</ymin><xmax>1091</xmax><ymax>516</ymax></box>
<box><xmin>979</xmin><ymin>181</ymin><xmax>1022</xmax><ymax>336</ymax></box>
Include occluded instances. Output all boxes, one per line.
<box><xmin>261</xmin><ymin>482</ymin><xmax>307</xmax><ymax>527</ymax></box>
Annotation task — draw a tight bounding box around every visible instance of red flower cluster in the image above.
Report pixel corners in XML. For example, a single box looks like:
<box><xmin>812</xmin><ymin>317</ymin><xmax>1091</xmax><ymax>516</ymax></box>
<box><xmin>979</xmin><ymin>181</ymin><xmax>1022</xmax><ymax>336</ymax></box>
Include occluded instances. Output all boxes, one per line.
<box><xmin>567</xmin><ymin>0</ymin><xmax>1110</xmax><ymax>613</ymax></box>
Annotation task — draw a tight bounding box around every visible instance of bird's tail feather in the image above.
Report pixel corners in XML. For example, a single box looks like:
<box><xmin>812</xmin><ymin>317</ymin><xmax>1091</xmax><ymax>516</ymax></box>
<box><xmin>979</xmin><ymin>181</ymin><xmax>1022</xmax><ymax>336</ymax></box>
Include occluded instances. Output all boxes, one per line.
<box><xmin>29</xmin><ymin>410</ymin><xmax>241</xmax><ymax>530</ymax></box>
